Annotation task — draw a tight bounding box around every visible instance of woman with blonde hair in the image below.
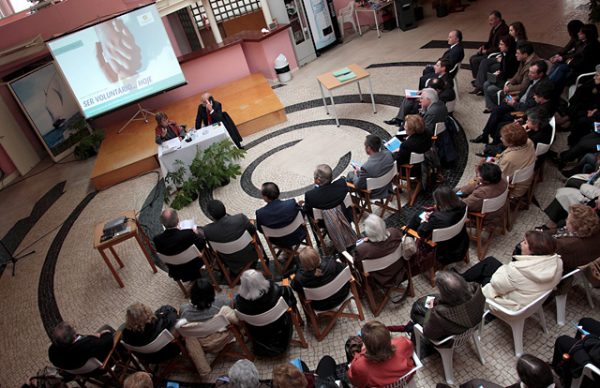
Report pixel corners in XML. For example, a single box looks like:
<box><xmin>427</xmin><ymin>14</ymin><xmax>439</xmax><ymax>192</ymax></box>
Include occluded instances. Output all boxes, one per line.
<box><xmin>553</xmin><ymin>204</ymin><xmax>600</xmax><ymax>273</ymax></box>
<box><xmin>495</xmin><ymin>122</ymin><xmax>535</xmax><ymax>197</ymax></box>
<box><xmin>348</xmin><ymin>321</ymin><xmax>415</xmax><ymax>388</ymax></box>
<box><xmin>394</xmin><ymin>114</ymin><xmax>432</xmax><ymax>167</ymax></box>
<box><xmin>291</xmin><ymin>247</ymin><xmax>349</xmax><ymax>311</ymax></box>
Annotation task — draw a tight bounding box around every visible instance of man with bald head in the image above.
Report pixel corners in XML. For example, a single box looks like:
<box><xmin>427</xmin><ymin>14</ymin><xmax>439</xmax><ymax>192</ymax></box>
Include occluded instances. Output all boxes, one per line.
<box><xmin>195</xmin><ymin>92</ymin><xmax>244</xmax><ymax>149</ymax></box>
<box><xmin>153</xmin><ymin>208</ymin><xmax>207</xmax><ymax>281</ymax></box>
<box><xmin>303</xmin><ymin>164</ymin><xmax>352</xmax><ymax>223</ymax></box>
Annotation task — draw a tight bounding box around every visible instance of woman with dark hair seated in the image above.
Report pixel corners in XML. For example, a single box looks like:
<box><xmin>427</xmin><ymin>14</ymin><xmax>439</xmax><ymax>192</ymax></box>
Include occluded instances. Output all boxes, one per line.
<box><xmin>473</xmin><ymin>35</ymin><xmax>518</xmax><ymax>95</ymax></box>
<box><xmin>235</xmin><ymin>269</ymin><xmax>297</xmax><ymax>357</ymax></box>
<box><xmin>552</xmin><ymin>317</ymin><xmax>600</xmax><ymax>387</ymax></box>
<box><xmin>459</xmin><ymin>231</ymin><xmax>562</xmax><ymax>310</ymax></box>
<box><xmin>408</xmin><ymin>186</ymin><xmax>469</xmax><ymax>266</ymax></box>
<box><xmin>348</xmin><ymin>321</ymin><xmax>415</xmax><ymax>388</ymax></box>
<box><xmin>154</xmin><ymin>111</ymin><xmax>185</xmax><ymax>145</ymax></box>
<box><xmin>458</xmin><ymin>163</ymin><xmax>508</xmax><ymax>225</ymax></box>
<box><xmin>291</xmin><ymin>247</ymin><xmax>350</xmax><ymax>311</ymax></box>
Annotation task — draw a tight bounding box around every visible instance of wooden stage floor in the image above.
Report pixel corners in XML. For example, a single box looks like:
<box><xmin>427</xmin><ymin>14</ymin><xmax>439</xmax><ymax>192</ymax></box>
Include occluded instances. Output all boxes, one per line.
<box><xmin>90</xmin><ymin>73</ymin><xmax>286</xmax><ymax>190</ymax></box>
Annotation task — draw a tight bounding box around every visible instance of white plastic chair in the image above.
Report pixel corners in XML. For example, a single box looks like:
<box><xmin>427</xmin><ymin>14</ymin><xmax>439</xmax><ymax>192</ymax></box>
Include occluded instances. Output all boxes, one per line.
<box><xmin>507</xmin><ymin>163</ymin><xmax>536</xmax><ymax>230</ymax></box>
<box><xmin>482</xmin><ymin>289</ymin><xmax>552</xmax><ymax>356</ymax></box>
<box><xmin>414</xmin><ymin>323</ymin><xmax>484</xmax><ymax>385</ymax></box>
<box><xmin>449</xmin><ymin>62</ymin><xmax>461</xmax><ymax>101</ymax></box>
<box><xmin>434</xmin><ymin>122</ymin><xmax>446</xmax><ymax>137</ymax></box>
<box><xmin>337</xmin><ymin>1</ymin><xmax>358</xmax><ymax>39</ymax></box>
<box><xmin>207</xmin><ymin>231</ymin><xmax>270</xmax><ymax>287</ymax></box>
<box><xmin>380</xmin><ymin>352</ymin><xmax>423</xmax><ymax>388</ymax></box>
<box><xmin>445</xmin><ymin>98</ymin><xmax>456</xmax><ymax>113</ymax></box>
<box><xmin>235</xmin><ymin>296</ymin><xmax>308</xmax><ymax>348</ymax></box>
<box><xmin>535</xmin><ymin>117</ymin><xmax>556</xmax><ymax>157</ymax></box>
<box><xmin>157</xmin><ymin>244</ymin><xmax>221</xmax><ymax>296</ymax></box>
<box><xmin>571</xmin><ymin>362</ymin><xmax>600</xmax><ymax>388</ymax></box>
<box><xmin>63</xmin><ymin>358</ymin><xmax>103</xmax><ymax>375</ymax></box>
<box><xmin>300</xmin><ymin>266</ymin><xmax>364</xmax><ymax>341</ymax></box>
<box><xmin>568</xmin><ymin>71</ymin><xmax>596</xmax><ymax>100</ymax></box>
<box><xmin>555</xmin><ymin>268</ymin><xmax>595</xmax><ymax>325</ymax></box>
<box><xmin>261</xmin><ymin>210</ymin><xmax>313</xmax><ymax>275</ymax></box>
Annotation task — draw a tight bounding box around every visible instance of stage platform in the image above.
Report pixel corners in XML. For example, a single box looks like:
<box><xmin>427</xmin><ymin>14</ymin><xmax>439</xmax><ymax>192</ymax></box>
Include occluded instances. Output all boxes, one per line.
<box><xmin>90</xmin><ymin>73</ymin><xmax>287</xmax><ymax>190</ymax></box>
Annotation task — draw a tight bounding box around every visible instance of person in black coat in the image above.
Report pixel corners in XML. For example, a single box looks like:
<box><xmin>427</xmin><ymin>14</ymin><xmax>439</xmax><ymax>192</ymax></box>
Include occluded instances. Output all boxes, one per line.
<box><xmin>195</xmin><ymin>93</ymin><xmax>243</xmax><ymax>149</ymax></box>
<box><xmin>291</xmin><ymin>247</ymin><xmax>350</xmax><ymax>311</ymax></box>
<box><xmin>469</xmin><ymin>11</ymin><xmax>509</xmax><ymax>78</ymax></box>
<box><xmin>121</xmin><ymin>303</ymin><xmax>180</xmax><ymax>363</ymax></box>
<box><xmin>48</xmin><ymin>322</ymin><xmax>115</xmax><ymax>370</ymax></box>
<box><xmin>422</xmin><ymin>30</ymin><xmax>464</xmax><ymax>78</ymax></box>
<box><xmin>472</xmin><ymin>35</ymin><xmax>518</xmax><ymax>94</ymax></box>
<box><xmin>408</xmin><ymin>186</ymin><xmax>469</xmax><ymax>265</ymax></box>
<box><xmin>303</xmin><ymin>164</ymin><xmax>352</xmax><ymax>224</ymax></box>
<box><xmin>394</xmin><ymin>114</ymin><xmax>432</xmax><ymax>166</ymax></box>
<box><xmin>153</xmin><ymin>208</ymin><xmax>206</xmax><ymax>282</ymax></box>
<box><xmin>235</xmin><ymin>270</ymin><xmax>297</xmax><ymax>357</ymax></box>
<box><xmin>256</xmin><ymin>182</ymin><xmax>305</xmax><ymax>248</ymax></box>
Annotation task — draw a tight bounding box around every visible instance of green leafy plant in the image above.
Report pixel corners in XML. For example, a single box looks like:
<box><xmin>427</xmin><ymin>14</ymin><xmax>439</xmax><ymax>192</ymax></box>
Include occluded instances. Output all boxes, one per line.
<box><xmin>74</xmin><ymin>129</ymin><xmax>105</xmax><ymax>160</ymax></box>
<box><xmin>164</xmin><ymin>140</ymin><xmax>245</xmax><ymax>210</ymax></box>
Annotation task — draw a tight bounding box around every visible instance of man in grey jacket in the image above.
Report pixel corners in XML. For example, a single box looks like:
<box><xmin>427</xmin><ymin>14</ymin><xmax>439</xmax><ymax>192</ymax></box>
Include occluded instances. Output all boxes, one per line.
<box><xmin>347</xmin><ymin>135</ymin><xmax>395</xmax><ymax>199</ymax></box>
<box><xmin>420</xmin><ymin>88</ymin><xmax>448</xmax><ymax>137</ymax></box>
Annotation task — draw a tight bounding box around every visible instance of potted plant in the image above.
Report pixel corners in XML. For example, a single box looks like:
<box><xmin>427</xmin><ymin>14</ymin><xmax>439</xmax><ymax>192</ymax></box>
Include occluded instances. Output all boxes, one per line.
<box><xmin>165</xmin><ymin>140</ymin><xmax>245</xmax><ymax>210</ymax></box>
<box><xmin>74</xmin><ymin>129</ymin><xmax>104</xmax><ymax>160</ymax></box>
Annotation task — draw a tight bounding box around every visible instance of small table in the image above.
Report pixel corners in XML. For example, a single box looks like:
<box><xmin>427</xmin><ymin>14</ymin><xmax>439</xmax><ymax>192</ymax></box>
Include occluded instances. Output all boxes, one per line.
<box><xmin>93</xmin><ymin>210</ymin><xmax>158</xmax><ymax>288</ymax></box>
<box><xmin>355</xmin><ymin>0</ymin><xmax>399</xmax><ymax>38</ymax></box>
<box><xmin>316</xmin><ymin>63</ymin><xmax>377</xmax><ymax>127</ymax></box>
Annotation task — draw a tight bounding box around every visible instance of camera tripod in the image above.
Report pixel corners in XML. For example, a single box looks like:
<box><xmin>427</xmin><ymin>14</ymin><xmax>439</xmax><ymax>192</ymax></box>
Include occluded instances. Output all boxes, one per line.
<box><xmin>0</xmin><ymin>239</ymin><xmax>35</xmax><ymax>276</ymax></box>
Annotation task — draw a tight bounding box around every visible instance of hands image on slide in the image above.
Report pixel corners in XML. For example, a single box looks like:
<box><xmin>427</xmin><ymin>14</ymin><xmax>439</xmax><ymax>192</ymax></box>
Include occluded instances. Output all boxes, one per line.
<box><xmin>95</xmin><ymin>19</ymin><xmax>142</xmax><ymax>83</ymax></box>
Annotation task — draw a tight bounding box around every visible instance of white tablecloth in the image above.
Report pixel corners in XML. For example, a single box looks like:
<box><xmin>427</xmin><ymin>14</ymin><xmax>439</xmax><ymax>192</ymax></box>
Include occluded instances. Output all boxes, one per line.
<box><xmin>158</xmin><ymin>123</ymin><xmax>229</xmax><ymax>178</ymax></box>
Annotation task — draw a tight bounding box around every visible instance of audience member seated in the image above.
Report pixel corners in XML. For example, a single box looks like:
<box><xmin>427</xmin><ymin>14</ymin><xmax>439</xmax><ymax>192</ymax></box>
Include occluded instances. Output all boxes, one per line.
<box><xmin>471</xmin><ymin>62</ymin><xmax>550</xmax><ymax>145</ymax></box>
<box><xmin>457</xmin><ymin>163</ymin><xmax>508</xmax><ymax>224</ymax></box>
<box><xmin>549</xmin><ymin>204</ymin><xmax>600</xmax><ymax>274</ymax></box>
<box><xmin>552</xmin><ymin>317</ymin><xmax>600</xmax><ymax>387</ymax></box>
<box><xmin>347</xmin><ymin>135</ymin><xmax>395</xmax><ymax>199</ymax></box>
<box><xmin>256</xmin><ymin>182</ymin><xmax>305</xmax><ymax>248</ymax></box>
<box><xmin>153</xmin><ymin>208</ymin><xmax>206</xmax><ymax>282</ymax></box>
<box><xmin>394</xmin><ymin>115</ymin><xmax>432</xmax><ymax>167</ymax></box>
<box><xmin>548</xmin><ymin>23</ymin><xmax>600</xmax><ymax>89</ymax></box>
<box><xmin>123</xmin><ymin>372</ymin><xmax>153</xmax><ymax>388</ymax></box>
<box><xmin>472</xmin><ymin>35</ymin><xmax>518</xmax><ymax>96</ymax></box>
<box><xmin>549</xmin><ymin>19</ymin><xmax>585</xmax><ymax>67</ymax></box>
<box><xmin>562</xmin><ymin>152</ymin><xmax>600</xmax><ymax>177</ymax></box>
<box><xmin>179</xmin><ymin>279</ymin><xmax>238</xmax><ymax>376</ymax></box>
<box><xmin>410</xmin><ymin>271</ymin><xmax>485</xmax><ymax>348</ymax></box>
<box><xmin>354</xmin><ymin>214</ymin><xmax>407</xmax><ymax>300</ymax></box>
<box><xmin>509</xmin><ymin>21</ymin><xmax>528</xmax><ymax>43</ymax></box>
<box><xmin>195</xmin><ymin>92</ymin><xmax>243</xmax><ymax>149</ymax></box>
<box><xmin>291</xmin><ymin>247</ymin><xmax>350</xmax><ymax>310</ymax></box>
<box><xmin>272</xmin><ymin>356</ymin><xmax>339</xmax><ymax>388</ymax></box>
<box><xmin>437</xmin><ymin>353</ymin><xmax>559</xmax><ymax>388</ymax></box>
<box><xmin>121</xmin><ymin>302</ymin><xmax>180</xmax><ymax>362</ymax></box>
<box><xmin>422</xmin><ymin>30</ymin><xmax>464</xmax><ymax>78</ymax></box>
<box><xmin>218</xmin><ymin>359</ymin><xmax>269</xmax><ymax>388</ymax></box>
<box><xmin>469</xmin><ymin>10</ymin><xmax>509</xmax><ymax>80</ymax></box>
<box><xmin>484</xmin><ymin>41</ymin><xmax>539</xmax><ymax>112</ymax></box>
<box><xmin>303</xmin><ymin>164</ymin><xmax>352</xmax><ymax>224</ymax></box>
<box><xmin>272</xmin><ymin>363</ymin><xmax>308</xmax><ymax>388</ymax></box>
<box><xmin>460</xmin><ymin>231</ymin><xmax>562</xmax><ymax>310</ymax></box>
<box><xmin>48</xmin><ymin>321</ymin><xmax>115</xmax><ymax>371</ymax></box>
<box><xmin>348</xmin><ymin>321</ymin><xmax>415</xmax><ymax>388</ymax></box>
<box><xmin>235</xmin><ymin>270</ymin><xmax>297</xmax><ymax>357</ymax></box>
<box><xmin>154</xmin><ymin>111</ymin><xmax>185</xmax><ymax>145</ymax></box>
<box><xmin>419</xmin><ymin>59</ymin><xmax>455</xmax><ymax>96</ymax></box>
<box><xmin>493</xmin><ymin>123</ymin><xmax>536</xmax><ymax>198</ymax></box>
<box><xmin>204</xmin><ymin>199</ymin><xmax>259</xmax><ymax>276</ymax></box>
<box><xmin>420</xmin><ymin>88</ymin><xmax>448</xmax><ymax>137</ymax></box>
<box><xmin>407</xmin><ymin>186</ymin><xmax>469</xmax><ymax>266</ymax></box>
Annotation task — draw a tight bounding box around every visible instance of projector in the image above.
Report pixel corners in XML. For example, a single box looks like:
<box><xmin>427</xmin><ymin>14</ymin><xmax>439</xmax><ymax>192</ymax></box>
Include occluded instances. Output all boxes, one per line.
<box><xmin>102</xmin><ymin>216</ymin><xmax>128</xmax><ymax>237</ymax></box>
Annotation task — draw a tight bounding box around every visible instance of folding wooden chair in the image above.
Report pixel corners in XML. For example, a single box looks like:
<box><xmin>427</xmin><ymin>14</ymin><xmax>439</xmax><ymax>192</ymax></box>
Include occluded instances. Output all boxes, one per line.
<box><xmin>309</xmin><ymin>194</ymin><xmax>360</xmax><ymax>255</ymax></box>
<box><xmin>157</xmin><ymin>244</ymin><xmax>221</xmax><ymax>297</ymax></box>
<box><xmin>60</xmin><ymin>331</ymin><xmax>123</xmax><ymax>387</ymax></box>
<box><xmin>176</xmin><ymin>314</ymin><xmax>254</xmax><ymax>367</ymax></box>
<box><xmin>398</xmin><ymin>153</ymin><xmax>425</xmax><ymax>206</ymax></box>
<box><xmin>235</xmin><ymin>296</ymin><xmax>308</xmax><ymax>348</ymax></box>
<box><xmin>261</xmin><ymin>211</ymin><xmax>313</xmax><ymax>276</ymax></box>
<box><xmin>342</xmin><ymin>243</ymin><xmax>414</xmax><ymax>317</ymax></box>
<box><xmin>507</xmin><ymin>163</ymin><xmax>536</xmax><ymax>231</ymax></box>
<box><xmin>348</xmin><ymin>162</ymin><xmax>402</xmax><ymax>219</ymax></box>
<box><xmin>299</xmin><ymin>266</ymin><xmax>364</xmax><ymax>341</ymax></box>
<box><xmin>404</xmin><ymin>207</ymin><xmax>469</xmax><ymax>286</ymax></box>
<box><xmin>207</xmin><ymin>232</ymin><xmax>271</xmax><ymax>288</ymax></box>
<box><xmin>467</xmin><ymin>178</ymin><xmax>509</xmax><ymax>259</ymax></box>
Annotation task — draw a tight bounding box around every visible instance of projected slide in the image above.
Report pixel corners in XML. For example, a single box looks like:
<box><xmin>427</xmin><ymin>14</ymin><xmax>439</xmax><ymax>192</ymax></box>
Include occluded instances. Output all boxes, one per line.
<box><xmin>47</xmin><ymin>4</ymin><xmax>186</xmax><ymax>119</ymax></box>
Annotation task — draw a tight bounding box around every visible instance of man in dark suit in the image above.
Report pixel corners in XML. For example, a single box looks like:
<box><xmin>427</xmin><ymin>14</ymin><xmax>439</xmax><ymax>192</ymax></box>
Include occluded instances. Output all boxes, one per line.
<box><xmin>48</xmin><ymin>322</ymin><xmax>114</xmax><ymax>370</ymax></box>
<box><xmin>256</xmin><ymin>182</ymin><xmax>305</xmax><ymax>248</ymax></box>
<box><xmin>195</xmin><ymin>92</ymin><xmax>244</xmax><ymax>149</ymax></box>
<box><xmin>303</xmin><ymin>164</ymin><xmax>353</xmax><ymax>223</ymax></box>
<box><xmin>153</xmin><ymin>208</ymin><xmax>206</xmax><ymax>281</ymax></box>
<box><xmin>471</xmin><ymin>61</ymin><xmax>551</xmax><ymax>144</ymax></box>
<box><xmin>203</xmin><ymin>199</ymin><xmax>258</xmax><ymax>275</ymax></box>
<box><xmin>420</xmin><ymin>88</ymin><xmax>448</xmax><ymax>137</ymax></box>
<box><xmin>422</xmin><ymin>30</ymin><xmax>465</xmax><ymax>78</ymax></box>
<box><xmin>469</xmin><ymin>10</ymin><xmax>509</xmax><ymax>79</ymax></box>
<box><xmin>347</xmin><ymin>135</ymin><xmax>395</xmax><ymax>200</ymax></box>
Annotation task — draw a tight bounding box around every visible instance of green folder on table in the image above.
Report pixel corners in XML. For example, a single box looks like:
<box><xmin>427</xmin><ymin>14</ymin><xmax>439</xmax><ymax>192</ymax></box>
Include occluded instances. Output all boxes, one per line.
<box><xmin>337</xmin><ymin>72</ymin><xmax>356</xmax><ymax>82</ymax></box>
<box><xmin>332</xmin><ymin>67</ymin><xmax>352</xmax><ymax>77</ymax></box>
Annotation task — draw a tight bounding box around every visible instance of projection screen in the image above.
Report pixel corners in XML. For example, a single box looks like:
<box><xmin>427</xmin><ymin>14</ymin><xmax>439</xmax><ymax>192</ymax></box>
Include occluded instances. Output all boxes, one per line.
<box><xmin>47</xmin><ymin>4</ymin><xmax>186</xmax><ymax>119</ymax></box>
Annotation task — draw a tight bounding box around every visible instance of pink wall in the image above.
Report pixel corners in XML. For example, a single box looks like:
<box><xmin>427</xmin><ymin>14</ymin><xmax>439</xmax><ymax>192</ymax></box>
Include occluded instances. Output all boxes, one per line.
<box><xmin>0</xmin><ymin>145</ymin><xmax>17</xmax><ymax>175</ymax></box>
<box><xmin>242</xmin><ymin>29</ymin><xmax>298</xmax><ymax>79</ymax></box>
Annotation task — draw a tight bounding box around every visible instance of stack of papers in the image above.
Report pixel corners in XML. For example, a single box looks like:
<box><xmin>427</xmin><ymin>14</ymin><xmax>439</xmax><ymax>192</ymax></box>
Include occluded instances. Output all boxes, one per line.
<box><xmin>405</xmin><ymin>89</ymin><xmax>420</xmax><ymax>98</ymax></box>
<box><xmin>178</xmin><ymin>219</ymin><xmax>196</xmax><ymax>230</ymax></box>
<box><xmin>384</xmin><ymin>137</ymin><xmax>402</xmax><ymax>152</ymax></box>
<box><xmin>162</xmin><ymin>137</ymin><xmax>181</xmax><ymax>151</ymax></box>
<box><xmin>333</xmin><ymin>67</ymin><xmax>356</xmax><ymax>82</ymax></box>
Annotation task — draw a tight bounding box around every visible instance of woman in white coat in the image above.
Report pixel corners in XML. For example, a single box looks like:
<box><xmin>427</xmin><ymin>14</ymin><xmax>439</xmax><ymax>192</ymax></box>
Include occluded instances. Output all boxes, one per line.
<box><xmin>460</xmin><ymin>230</ymin><xmax>563</xmax><ymax>310</ymax></box>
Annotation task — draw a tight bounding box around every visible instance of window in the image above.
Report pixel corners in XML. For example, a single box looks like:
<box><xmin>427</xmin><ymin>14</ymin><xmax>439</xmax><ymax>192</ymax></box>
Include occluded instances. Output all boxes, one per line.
<box><xmin>189</xmin><ymin>0</ymin><xmax>261</xmax><ymax>28</ymax></box>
